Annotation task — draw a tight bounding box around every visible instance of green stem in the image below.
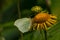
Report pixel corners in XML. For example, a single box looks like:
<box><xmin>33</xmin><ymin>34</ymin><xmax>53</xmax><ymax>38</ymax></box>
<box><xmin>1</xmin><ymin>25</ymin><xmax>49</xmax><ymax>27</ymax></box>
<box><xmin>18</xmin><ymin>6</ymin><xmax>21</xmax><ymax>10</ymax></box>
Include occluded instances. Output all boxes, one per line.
<box><xmin>18</xmin><ymin>0</ymin><xmax>21</xmax><ymax>18</ymax></box>
<box><xmin>44</xmin><ymin>30</ymin><xmax>47</xmax><ymax>40</ymax></box>
<box><xmin>45</xmin><ymin>0</ymin><xmax>51</xmax><ymax>14</ymax></box>
<box><xmin>20</xmin><ymin>32</ymin><xmax>23</xmax><ymax>40</ymax></box>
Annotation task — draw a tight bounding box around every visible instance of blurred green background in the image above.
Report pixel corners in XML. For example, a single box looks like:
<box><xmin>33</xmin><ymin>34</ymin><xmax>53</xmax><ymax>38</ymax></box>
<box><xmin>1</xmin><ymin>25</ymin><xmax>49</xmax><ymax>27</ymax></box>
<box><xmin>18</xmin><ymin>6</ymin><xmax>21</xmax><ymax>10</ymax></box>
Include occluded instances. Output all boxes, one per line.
<box><xmin>0</xmin><ymin>0</ymin><xmax>60</xmax><ymax>40</ymax></box>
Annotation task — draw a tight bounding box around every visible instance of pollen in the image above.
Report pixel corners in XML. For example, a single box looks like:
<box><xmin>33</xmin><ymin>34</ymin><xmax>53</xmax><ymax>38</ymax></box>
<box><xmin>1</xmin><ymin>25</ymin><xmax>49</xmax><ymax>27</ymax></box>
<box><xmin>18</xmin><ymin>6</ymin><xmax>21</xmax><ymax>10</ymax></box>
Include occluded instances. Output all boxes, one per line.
<box><xmin>31</xmin><ymin>12</ymin><xmax>57</xmax><ymax>30</ymax></box>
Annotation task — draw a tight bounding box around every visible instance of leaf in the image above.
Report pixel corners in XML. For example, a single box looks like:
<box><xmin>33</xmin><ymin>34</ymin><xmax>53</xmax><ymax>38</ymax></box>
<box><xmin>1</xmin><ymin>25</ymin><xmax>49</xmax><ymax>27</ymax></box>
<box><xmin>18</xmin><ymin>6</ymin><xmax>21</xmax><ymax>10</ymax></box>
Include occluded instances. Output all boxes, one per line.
<box><xmin>51</xmin><ymin>0</ymin><xmax>60</xmax><ymax>20</ymax></box>
<box><xmin>47</xmin><ymin>22</ymin><xmax>60</xmax><ymax>40</ymax></box>
<box><xmin>0</xmin><ymin>21</ymin><xmax>15</xmax><ymax>30</ymax></box>
<box><xmin>23</xmin><ymin>30</ymin><xmax>45</xmax><ymax>40</ymax></box>
<box><xmin>14</xmin><ymin>18</ymin><xmax>32</xmax><ymax>33</ymax></box>
<box><xmin>1</xmin><ymin>28</ymin><xmax>20</xmax><ymax>40</ymax></box>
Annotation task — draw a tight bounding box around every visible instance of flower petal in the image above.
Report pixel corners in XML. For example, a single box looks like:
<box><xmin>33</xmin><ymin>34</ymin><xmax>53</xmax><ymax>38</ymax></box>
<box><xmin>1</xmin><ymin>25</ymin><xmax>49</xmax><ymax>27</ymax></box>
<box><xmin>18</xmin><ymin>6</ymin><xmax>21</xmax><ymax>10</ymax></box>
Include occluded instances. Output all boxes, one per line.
<box><xmin>46</xmin><ymin>21</ymin><xmax>52</xmax><ymax>27</ymax></box>
<box><xmin>37</xmin><ymin>24</ymin><xmax>40</xmax><ymax>30</ymax></box>
<box><xmin>43</xmin><ymin>23</ymin><xmax>48</xmax><ymax>30</ymax></box>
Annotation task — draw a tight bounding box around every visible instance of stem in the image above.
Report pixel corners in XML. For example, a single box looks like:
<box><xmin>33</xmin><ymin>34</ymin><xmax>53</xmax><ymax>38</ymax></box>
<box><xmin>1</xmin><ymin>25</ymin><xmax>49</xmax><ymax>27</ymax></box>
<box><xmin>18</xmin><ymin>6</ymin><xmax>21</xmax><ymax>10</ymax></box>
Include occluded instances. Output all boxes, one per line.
<box><xmin>44</xmin><ymin>30</ymin><xmax>47</xmax><ymax>40</ymax></box>
<box><xmin>17</xmin><ymin>0</ymin><xmax>21</xmax><ymax>18</ymax></box>
<box><xmin>20</xmin><ymin>32</ymin><xmax>23</xmax><ymax>40</ymax></box>
<box><xmin>45</xmin><ymin>0</ymin><xmax>51</xmax><ymax>14</ymax></box>
<box><xmin>0</xmin><ymin>0</ymin><xmax>3</xmax><ymax>10</ymax></box>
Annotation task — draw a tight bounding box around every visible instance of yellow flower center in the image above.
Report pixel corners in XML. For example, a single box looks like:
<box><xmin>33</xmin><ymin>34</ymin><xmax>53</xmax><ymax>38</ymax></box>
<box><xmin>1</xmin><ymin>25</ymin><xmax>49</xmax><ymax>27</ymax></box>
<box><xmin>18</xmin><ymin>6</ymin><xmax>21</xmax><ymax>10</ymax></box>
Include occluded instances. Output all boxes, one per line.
<box><xmin>33</xmin><ymin>13</ymin><xmax>50</xmax><ymax>23</ymax></box>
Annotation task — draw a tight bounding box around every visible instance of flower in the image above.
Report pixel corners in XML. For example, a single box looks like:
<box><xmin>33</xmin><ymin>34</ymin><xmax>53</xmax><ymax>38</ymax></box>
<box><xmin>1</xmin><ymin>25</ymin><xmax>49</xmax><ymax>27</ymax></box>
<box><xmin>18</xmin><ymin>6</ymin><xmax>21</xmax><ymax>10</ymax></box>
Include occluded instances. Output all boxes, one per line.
<box><xmin>30</xmin><ymin>12</ymin><xmax>57</xmax><ymax>30</ymax></box>
<box><xmin>31</xmin><ymin>6</ymin><xmax>42</xmax><ymax>12</ymax></box>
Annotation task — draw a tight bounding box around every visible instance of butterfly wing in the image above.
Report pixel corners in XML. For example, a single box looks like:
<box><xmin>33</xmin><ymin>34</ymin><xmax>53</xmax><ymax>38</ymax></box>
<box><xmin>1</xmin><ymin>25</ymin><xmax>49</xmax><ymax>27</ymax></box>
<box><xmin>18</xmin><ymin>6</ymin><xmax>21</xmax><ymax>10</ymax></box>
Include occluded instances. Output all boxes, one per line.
<box><xmin>14</xmin><ymin>18</ymin><xmax>32</xmax><ymax>33</ymax></box>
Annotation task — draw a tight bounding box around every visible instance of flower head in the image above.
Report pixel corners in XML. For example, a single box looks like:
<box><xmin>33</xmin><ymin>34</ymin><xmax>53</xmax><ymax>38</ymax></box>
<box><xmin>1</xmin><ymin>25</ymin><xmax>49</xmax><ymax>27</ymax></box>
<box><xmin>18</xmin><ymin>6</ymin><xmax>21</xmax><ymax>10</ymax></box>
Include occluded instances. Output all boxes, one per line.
<box><xmin>31</xmin><ymin>6</ymin><xmax>42</xmax><ymax>12</ymax></box>
<box><xmin>31</xmin><ymin>12</ymin><xmax>57</xmax><ymax>30</ymax></box>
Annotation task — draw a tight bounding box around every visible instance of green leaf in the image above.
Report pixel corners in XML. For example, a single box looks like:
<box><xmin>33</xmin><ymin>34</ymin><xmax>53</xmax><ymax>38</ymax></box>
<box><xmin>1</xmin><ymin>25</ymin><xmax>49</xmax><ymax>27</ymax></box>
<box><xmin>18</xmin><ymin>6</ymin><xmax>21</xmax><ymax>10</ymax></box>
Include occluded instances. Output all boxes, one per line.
<box><xmin>47</xmin><ymin>22</ymin><xmax>60</xmax><ymax>40</ymax></box>
<box><xmin>0</xmin><ymin>21</ymin><xmax>15</xmax><ymax>30</ymax></box>
<box><xmin>1</xmin><ymin>28</ymin><xmax>20</xmax><ymax>40</ymax></box>
<box><xmin>23</xmin><ymin>30</ymin><xmax>45</xmax><ymax>40</ymax></box>
<box><xmin>51</xmin><ymin>0</ymin><xmax>60</xmax><ymax>20</ymax></box>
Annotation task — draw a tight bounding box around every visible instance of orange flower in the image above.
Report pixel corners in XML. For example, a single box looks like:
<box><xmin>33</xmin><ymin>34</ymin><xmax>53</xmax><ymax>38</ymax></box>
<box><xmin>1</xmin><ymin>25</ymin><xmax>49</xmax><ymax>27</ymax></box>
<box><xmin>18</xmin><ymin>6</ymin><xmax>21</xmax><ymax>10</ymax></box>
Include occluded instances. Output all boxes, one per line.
<box><xmin>31</xmin><ymin>12</ymin><xmax>57</xmax><ymax>30</ymax></box>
